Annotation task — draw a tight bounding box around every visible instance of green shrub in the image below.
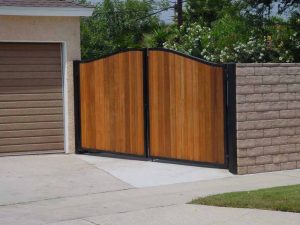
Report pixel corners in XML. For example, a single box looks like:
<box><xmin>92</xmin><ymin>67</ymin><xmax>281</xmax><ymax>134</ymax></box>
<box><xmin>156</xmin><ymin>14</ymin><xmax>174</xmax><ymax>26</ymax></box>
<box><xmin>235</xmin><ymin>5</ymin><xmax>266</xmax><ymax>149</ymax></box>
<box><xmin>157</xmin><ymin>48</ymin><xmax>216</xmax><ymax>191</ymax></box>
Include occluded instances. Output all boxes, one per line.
<box><xmin>164</xmin><ymin>15</ymin><xmax>300</xmax><ymax>63</ymax></box>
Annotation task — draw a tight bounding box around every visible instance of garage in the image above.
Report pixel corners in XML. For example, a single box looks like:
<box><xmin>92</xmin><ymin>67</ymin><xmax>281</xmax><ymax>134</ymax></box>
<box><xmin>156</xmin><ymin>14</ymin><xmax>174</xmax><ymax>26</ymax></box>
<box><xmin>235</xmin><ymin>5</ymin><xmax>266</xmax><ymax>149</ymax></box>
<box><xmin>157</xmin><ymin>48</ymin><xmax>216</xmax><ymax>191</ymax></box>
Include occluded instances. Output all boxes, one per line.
<box><xmin>0</xmin><ymin>0</ymin><xmax>93</xmax><ymax>155</ymax></box>
<box><xmin>0</xmin><ymin>43</ymin><xmax>64</xmax><ymax>155</ymax></box>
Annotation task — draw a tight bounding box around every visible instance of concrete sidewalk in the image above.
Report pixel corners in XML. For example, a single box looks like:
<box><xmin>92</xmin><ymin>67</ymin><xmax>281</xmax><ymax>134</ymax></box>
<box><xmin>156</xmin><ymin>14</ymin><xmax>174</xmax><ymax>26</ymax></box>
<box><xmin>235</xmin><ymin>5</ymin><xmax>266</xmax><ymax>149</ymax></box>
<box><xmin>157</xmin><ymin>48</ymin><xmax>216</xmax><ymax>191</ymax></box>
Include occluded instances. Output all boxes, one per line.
<box><xmin>0</xmin><ymin>154</ymin><xmax>299</xmax><ymax>225</ymax></box>
<box><xmin>49</xmin><ymin>205</ymin><xmax>300</xmax><ymax>225</ymax></box>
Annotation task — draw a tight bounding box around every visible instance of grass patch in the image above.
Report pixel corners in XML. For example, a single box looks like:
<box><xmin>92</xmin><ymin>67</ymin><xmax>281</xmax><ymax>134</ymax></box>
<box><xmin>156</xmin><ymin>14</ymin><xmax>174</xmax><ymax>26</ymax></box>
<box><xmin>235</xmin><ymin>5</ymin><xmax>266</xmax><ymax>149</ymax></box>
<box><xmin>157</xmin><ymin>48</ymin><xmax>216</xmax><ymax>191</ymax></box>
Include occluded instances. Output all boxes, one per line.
<box><xmin>190</xmin><ymin>184</ymin><xmax>300</xmax><ymax>213</ymax></box>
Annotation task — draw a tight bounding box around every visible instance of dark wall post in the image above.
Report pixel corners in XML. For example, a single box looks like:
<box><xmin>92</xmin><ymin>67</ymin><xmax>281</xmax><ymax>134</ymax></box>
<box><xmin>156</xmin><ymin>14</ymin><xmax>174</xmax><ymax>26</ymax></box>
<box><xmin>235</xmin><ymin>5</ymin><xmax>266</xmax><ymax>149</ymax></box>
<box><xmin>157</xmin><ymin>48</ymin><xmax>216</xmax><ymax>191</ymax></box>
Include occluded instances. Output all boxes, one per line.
<box><xmin>226</xmin><ymin>63</ymin><xmax>237</xmax><ymax>174</ymax></box>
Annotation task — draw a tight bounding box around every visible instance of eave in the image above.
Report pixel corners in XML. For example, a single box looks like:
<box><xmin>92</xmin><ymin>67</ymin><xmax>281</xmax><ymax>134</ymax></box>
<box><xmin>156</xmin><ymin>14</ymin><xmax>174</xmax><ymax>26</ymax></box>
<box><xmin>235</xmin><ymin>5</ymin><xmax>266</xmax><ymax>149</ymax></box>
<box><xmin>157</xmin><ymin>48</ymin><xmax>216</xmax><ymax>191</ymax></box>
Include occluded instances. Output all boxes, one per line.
<box><xmin>0</xmin><ymin>6</ymin><xmax>93</xmax><ymax>17</ymax></box>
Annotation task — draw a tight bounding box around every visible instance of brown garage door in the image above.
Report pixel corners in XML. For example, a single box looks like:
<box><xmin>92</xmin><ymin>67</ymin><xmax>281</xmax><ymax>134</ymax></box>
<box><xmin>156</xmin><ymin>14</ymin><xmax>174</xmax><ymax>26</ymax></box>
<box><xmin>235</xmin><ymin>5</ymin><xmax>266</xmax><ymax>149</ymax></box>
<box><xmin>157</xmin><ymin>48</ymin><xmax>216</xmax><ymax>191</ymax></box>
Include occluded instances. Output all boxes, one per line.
<box><xmin>0</xmin><ymin>43</ymin><xmax>64</xmax><ymax>155</ymax></box>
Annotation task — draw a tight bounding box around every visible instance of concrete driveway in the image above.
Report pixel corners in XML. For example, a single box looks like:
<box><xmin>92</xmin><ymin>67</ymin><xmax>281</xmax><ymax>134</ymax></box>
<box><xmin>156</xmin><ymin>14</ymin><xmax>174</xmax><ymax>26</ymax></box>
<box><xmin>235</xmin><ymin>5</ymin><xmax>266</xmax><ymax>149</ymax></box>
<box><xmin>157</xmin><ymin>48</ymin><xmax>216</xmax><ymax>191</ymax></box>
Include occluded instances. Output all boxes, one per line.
<box><xmin>0</xmin><ymin>154</ymin><xmax>300</xmax><ymax>225</ymax></box>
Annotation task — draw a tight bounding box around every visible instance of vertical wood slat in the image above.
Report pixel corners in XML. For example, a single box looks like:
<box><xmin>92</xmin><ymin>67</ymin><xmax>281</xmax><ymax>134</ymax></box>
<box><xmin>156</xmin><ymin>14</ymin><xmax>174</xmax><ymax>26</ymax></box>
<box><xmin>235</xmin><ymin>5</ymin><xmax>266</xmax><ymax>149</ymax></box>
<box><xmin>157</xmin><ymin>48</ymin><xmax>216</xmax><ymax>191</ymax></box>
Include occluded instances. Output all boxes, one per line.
<box><xmin>79</xmin><ymin>51</ymin><xmax>145</xmax><ymax>156</ymax></box>
<box><xmin>148</xmin><ymin>50</ymin><xmax>225</xmax><ymax>164</ymax></box>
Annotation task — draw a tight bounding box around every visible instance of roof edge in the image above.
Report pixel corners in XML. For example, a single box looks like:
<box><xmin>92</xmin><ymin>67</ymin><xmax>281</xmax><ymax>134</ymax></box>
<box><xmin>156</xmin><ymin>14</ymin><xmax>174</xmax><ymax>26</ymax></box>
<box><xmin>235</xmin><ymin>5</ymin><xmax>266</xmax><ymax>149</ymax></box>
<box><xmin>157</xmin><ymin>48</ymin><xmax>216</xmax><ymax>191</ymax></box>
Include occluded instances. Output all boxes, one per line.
<box><xmin>0</xmin><ymin>6</ymin><xmax>93</xmax><ymax>17</ymax></box>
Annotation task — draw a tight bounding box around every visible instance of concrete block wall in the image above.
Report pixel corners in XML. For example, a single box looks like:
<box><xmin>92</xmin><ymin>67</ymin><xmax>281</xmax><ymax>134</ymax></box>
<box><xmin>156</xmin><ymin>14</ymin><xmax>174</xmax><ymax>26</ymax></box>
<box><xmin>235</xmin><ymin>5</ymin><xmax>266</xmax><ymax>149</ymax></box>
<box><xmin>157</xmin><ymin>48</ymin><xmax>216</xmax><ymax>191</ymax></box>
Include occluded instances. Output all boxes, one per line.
<box><xmin>236</xmin><ymin>63</ymin><xmax>300</xmax><ymax>174</ymax></box>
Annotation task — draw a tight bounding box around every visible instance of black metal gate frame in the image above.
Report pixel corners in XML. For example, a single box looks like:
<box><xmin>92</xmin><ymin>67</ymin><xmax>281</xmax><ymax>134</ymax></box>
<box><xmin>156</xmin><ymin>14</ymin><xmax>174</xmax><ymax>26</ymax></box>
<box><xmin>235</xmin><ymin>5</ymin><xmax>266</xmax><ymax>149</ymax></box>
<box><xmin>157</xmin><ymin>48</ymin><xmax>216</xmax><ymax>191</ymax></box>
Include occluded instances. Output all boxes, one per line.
<box><xmin>73</xmin><ymin>48</ymin><xmax>237</xmax><ymax>174</ymax></box>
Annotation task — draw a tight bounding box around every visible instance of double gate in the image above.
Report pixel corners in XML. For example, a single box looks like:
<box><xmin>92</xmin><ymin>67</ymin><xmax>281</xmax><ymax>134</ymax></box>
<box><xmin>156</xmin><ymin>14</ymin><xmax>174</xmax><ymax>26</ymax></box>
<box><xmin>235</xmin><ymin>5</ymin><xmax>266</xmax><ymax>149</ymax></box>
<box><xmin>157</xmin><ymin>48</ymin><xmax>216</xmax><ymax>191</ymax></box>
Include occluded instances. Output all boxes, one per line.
<box><xmin>74</xmin><ymin>48</ymin><xmax>236</xmax><ymax>171</ymax></box>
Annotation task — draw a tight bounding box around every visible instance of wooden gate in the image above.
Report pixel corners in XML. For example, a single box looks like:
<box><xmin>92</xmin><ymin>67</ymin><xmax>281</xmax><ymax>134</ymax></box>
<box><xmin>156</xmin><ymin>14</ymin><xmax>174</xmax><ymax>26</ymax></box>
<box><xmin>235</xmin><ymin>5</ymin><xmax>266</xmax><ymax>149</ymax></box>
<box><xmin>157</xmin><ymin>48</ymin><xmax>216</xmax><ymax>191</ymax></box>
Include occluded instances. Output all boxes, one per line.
<box><xmin>148</xmin><ymin>49</ymin><xmax>225</xmax><ymax>165</ymax></box>
<box><xmin>74</xmin><ymin>50</ymin><xmax>145</xmax><ymax>156</ymax></box>
<box><xmin>74</xmin><ymin>48</ymin><xmax>236</xmax><ymax>169</ymax></box>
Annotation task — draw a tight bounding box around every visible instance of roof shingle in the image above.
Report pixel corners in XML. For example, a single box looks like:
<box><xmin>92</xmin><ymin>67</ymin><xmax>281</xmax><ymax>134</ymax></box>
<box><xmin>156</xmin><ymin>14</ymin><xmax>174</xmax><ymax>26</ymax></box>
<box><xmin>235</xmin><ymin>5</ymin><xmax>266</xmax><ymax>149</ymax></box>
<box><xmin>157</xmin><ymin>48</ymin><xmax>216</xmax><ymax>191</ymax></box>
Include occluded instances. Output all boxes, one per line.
<box><xmin>0</xmin><ymin>0</ymin><xmax>91</xmax><ymax>8</ymax></box>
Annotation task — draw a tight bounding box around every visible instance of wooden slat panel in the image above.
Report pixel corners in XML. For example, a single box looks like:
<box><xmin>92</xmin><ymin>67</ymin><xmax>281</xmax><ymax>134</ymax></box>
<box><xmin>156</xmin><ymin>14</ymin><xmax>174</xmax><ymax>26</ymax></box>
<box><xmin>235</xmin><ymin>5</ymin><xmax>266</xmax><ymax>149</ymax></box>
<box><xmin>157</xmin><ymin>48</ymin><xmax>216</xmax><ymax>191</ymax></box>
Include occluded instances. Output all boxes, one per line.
<box><xmin>0</xmin><ymin>51</ymin><xmax>60</xmax><ymax>58</ymax></box>
<box><xmin>0</xmin><ymin>107</ymin><xmax>63</xmax><ymax>116</ymax></box>
<box><xmin>0</xmin><ymin>143</ymin><xmax>64</xmax><ymax>153</ymax></box>
<box><xmin>0</xmin><ymin>115</ymin><xmax>63</xmax><ymax>123</ymax></box>
<box><xmin>0</xmin><ymin>150</ymin><xmax>64</xmax><ymax>157</ymax></box>
<box><xmin>0</xmin><ymin>72</ymin><xmax>61</xmax><ymax>79</ymax></box>
<box><xmin>0</xmin><ymin>86</ymin><xmax>62</xmax><ymax>94</ymax></box>
<box><xmin>0</xmin><ymin>65</ymin><xmax>61</xmax><ymax>72</ymax></box>
<box><xmin>0</xmin><ymin>79</ymin><xmax>62</xmax><ymax>87</ymax></box>
<box><xmin>0</xmin><ymin>57</ymin><xmax>61</xmax><ymax>65</ymax></box>
<box><xmin>0</xmin><ymin>136</ymin><xmax>64</xmax><ymax>146</ymax></box>
<box><xmin>0</xmin><ymin>129</ymin><xmax>63</xmax><ymax>138</ymax></box>
<box><xmin>148</xmin><ymin>50</ymin><xmax>225</xmax><ymax>164</ymax></box>
<box><xmin>0</xmin><ymin>121</ymin><xmax>63</xmax><ymax>131</ymax></box>
<box><xmin>0</xmin><ymin>43</ymin><xmax>61</xmax><ymax>51</ymax></box>
<box><xmin>0</xmin><ymin>93</ymin><xmax>62</xmax><ymax>101</ymax></box>
<box><xmin>80</xmin><ymin>51</ymin><xmax>144</xmax><ymax>155</ymax></box>
<box><xmin>0</xmin><ymin>100</ymin><xmax>62</xmax><ymax>109</ymax></box>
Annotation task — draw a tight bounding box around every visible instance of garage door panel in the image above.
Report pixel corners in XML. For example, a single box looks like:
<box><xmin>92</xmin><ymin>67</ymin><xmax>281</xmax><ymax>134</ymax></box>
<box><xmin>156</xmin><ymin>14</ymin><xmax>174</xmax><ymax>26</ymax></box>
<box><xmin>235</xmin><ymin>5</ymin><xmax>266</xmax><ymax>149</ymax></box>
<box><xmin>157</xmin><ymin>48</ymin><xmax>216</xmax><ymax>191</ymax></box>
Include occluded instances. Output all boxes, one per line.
<box><xmin>0</xmin><ymin>43</ymin><xmax>63</xmax><ymax>155</ymax></box>
<box><xmin>0</xmin><ymin>136</ymin><xmax>64</xmax><ymax>146</ymax></box>
<box><xmin>0</xmin><ymin>50</ymin><xmax>61</xmax><ymax>58</ymax></box>
<box><xmin>0</xmin><ymin>121</ymin><xmax>63</xmax><ymax>131</ymax></box>
<box><xmin>0</xmin><ymin>142</ymin><xmax>64</xmax><ymax>153</ymax></box>
<box><xmin>0</xmin><ymin>65</ymin><xmax>61</xmax><ymax>72</ymax></box>
<box><xmin>0</xmin><ymin>93</ymin><xmax>62</xmax><ymax>101</ymax></box>
<box><xmin>0</xmin><ymin>129</ymin><xmax>63</xmax><ymax>138</ymax></box>
<box><xmin>0</xmin><ymin>100</ymin><xmax>62</xmax><ymax>109</ymax></box>
<box><xmin>0</xmin><ymin>79</ymin><xmax>62</xmax><ymax>87</ymax></box>
<box><xmin>0</xmin><ymin>72</ymin><xmax>61</xmax><ymax>79</ymax></box>
<box><xmin>0</xmin><ymin>58</ymin><xmax>61</xmax><ymax>65</ymax></box>
<box><xmin>0</xmin><ymin>115</ymin><xmax>63</xmax><ymax>124</ymax></box>
<box><xmin>0</xmin><ymin>43</ymin><xmax>61</xmax><ymax>51</ymax></box>
<box><xmin>0</xmin><ymin>107</ymin><xmax>63</xmax><ymax>116</ymax></box>
<box><xmin>0</xmin><ymin>86</ymin><xmax>62</xmax><ymax>94</ymax></box>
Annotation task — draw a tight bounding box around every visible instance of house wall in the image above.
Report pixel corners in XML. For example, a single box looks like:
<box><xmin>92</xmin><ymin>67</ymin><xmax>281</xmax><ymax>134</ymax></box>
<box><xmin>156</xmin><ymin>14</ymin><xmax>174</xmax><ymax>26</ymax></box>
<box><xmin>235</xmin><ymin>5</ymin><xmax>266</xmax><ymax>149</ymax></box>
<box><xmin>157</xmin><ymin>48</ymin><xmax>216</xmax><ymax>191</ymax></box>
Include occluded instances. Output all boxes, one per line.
<box><xmin>0</xmin><ymin>15</ymin><xmax>81</xmax><ymax>153</ymax></box>
<box><xmin>236</xmin><ymin>63</ymin><xmax>300</xmax><ymax>174</ymax></box>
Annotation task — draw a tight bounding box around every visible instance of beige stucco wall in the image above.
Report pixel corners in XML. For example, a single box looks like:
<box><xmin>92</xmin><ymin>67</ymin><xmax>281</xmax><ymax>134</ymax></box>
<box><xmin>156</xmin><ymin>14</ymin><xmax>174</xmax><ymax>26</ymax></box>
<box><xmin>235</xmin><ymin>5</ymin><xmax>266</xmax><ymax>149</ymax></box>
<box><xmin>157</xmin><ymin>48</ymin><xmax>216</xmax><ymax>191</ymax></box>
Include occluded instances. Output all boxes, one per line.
<box><xmin>0</xmin><ymin>15</ymin><xmax>81</xmax><ymax>153</ymax></box>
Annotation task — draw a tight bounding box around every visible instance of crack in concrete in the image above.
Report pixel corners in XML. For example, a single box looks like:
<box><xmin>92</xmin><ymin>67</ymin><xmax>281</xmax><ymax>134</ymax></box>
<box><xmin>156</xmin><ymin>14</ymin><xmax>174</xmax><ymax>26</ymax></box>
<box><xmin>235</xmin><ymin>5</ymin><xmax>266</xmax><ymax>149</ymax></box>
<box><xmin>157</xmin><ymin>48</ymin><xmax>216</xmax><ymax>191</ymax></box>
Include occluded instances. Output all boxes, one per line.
<box><xmin>78</xmin><ymin>203</ymin><xmax>179</xmax><ymax>225</ymax></box>
<box><xmin>82</xmin><ymin>218</ymin><xmax>99</xmax><ymax>225</ymax></box>
<box><xmin>0</xmin><ymin>187</ymin><xmax>134</xmax><ymax>208</ymax></box>
<box><xmin>43</xmin><ymin>203</ymin><xmax>179</xmax><ymax>225</ymax></box>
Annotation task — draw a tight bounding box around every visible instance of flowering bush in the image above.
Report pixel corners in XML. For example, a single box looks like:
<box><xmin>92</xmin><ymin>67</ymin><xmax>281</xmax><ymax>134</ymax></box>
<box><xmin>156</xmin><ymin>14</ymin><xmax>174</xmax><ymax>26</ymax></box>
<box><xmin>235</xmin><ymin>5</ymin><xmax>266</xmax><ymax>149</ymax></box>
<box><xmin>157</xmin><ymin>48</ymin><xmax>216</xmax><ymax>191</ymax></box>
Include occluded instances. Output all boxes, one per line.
<box><xmin>163</xmin><ymin>24</ymin><xmax>209</xmax><ymax>56</ymax></box>
<box><xmin>163</xmin><ymin>16</ymin><xmax>300</xmax><ymax>63</ymax></box>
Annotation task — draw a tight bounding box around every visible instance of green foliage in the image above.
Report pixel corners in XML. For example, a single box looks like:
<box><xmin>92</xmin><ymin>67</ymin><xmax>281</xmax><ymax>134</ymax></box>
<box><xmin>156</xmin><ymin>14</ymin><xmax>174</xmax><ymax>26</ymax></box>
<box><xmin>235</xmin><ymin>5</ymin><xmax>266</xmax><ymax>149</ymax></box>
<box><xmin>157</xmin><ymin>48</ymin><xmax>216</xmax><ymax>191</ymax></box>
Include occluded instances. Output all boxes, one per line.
<box><xmin>185</xmin><ymin>0</ymin><xmax>233</xmax><ymax>25</ymax></box>
<box><xmin>143</xmin><ymin>25</ymin><xmax>173</xmax><ymax>47</ymax></box>
<box><xmin>164</xmin><ymin>16</ymin><xmax>300</xmax><ymax>63</ymax></box>
<box><xmin>80</xmin><ymin>0</ymin><xmax>162</xmax><ymax>59</ymax></box>
<box><xmin>242</xmin><ymin>0</ymin><xmax>300</xmax><ymax>17</ymax></box>
<box><xmin>190</xmin><ymin>184</ymin><xmax>300</xmax><ymax>213</ymax></box>
<box><xmin>79</xmin><ymin>0</ymin><xmax>300</xmax><ymax>62</ymax></box>
<box><xmin>163</xmin><ymin>24</ymin><xmax>204</xmax><ymax>57</ymax></box>
<box><xmin>288</xmin><ymin>12</ymin><xmax>300</xmax><ymax>62</ymax></box>
<box><xmin>205</xmin><ymin>15</ymin><xmax>300</xmax><ymax>63</ymax></box>
<box><xmin>164</xmin><ymin>0</ymin><xmax>300</xmax><ymax>63</ymax></box>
